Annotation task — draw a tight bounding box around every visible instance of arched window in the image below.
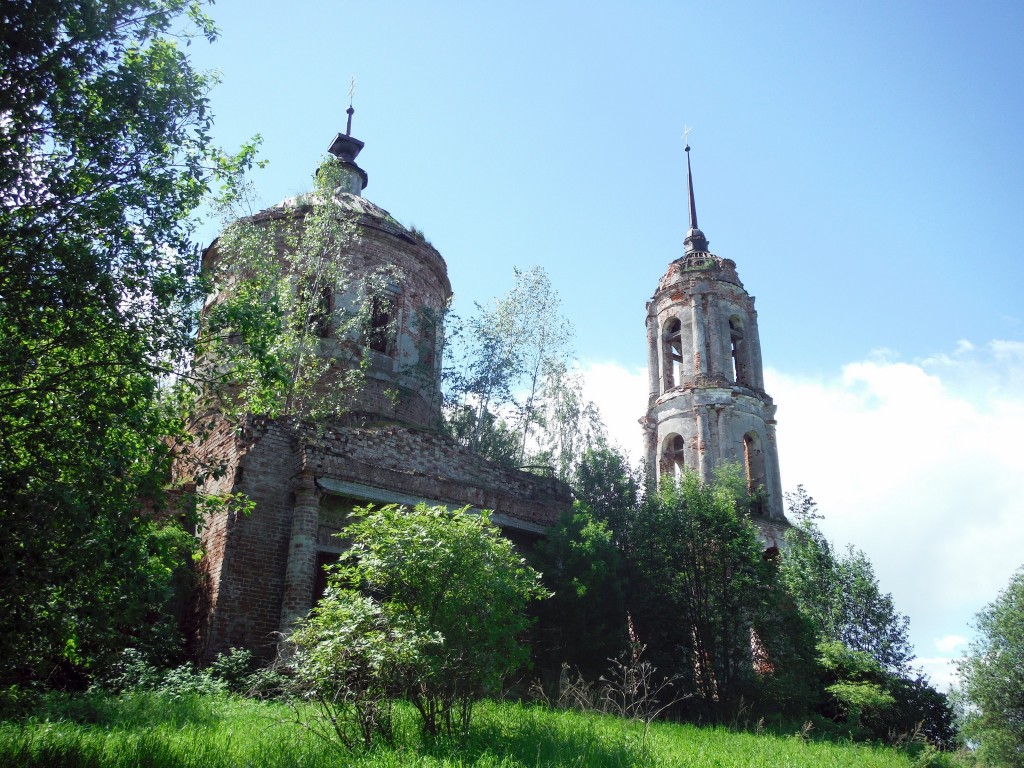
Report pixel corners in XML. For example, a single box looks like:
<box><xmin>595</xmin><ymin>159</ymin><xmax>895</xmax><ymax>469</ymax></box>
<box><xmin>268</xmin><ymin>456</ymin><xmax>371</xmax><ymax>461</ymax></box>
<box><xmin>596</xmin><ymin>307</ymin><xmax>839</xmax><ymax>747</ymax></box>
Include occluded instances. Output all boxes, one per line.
<box><xmin>729</xmin><ymin>315</ymin><xmax>749</xmax><ymax>386</ymax></box>
<box><xmin>367</xmin><ymin>293</ymin><xmax>397</xmax><ymax>355</ymax></box>
<box><xmin>743</xmin><ymin>431</ymin><xmax>767</xmax><ymax>502</ymax></box>
<box><xmin>663</xmin><ymin>317</ymin><xmax>683</xmax><ymax>391</ymax></box>
<box><xmin>660</xmin><ymin>433</ymin><xmax>686</xmax><ymax>482</ymax></box>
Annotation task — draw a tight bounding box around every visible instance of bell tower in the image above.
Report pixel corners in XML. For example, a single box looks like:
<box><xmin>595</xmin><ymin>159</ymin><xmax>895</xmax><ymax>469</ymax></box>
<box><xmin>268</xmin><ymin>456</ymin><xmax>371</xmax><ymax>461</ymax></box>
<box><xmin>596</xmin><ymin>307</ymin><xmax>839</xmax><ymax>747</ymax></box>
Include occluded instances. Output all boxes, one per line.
<box><xmin>643</xmin><ymin>143</ymin><xmax>784</xmax><ymax>520</ymax></box>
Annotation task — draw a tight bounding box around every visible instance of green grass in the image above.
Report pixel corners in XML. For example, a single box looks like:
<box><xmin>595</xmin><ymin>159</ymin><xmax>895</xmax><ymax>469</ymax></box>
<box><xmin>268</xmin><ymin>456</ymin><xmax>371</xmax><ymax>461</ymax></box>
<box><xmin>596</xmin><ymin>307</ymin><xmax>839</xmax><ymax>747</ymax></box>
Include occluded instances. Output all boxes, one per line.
<box><xmin>0</xmin><ymin>693</ymin><xmax>957</xmax><ymax>767</ymax></box>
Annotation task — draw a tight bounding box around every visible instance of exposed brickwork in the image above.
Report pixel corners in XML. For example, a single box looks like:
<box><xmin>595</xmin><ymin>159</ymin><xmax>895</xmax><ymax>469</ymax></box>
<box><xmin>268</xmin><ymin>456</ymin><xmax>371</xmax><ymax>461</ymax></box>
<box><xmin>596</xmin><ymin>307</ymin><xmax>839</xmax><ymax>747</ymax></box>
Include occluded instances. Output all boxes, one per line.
<box><xmin>190</xmin><ymin>416</ymin><xmax>570</xmax><ymax>661</ymax></box>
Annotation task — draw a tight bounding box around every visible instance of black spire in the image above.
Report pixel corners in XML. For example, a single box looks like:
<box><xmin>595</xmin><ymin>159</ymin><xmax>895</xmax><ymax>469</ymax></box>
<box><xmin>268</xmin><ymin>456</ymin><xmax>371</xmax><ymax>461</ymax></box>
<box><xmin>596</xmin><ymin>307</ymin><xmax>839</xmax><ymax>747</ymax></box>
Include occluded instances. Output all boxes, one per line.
<box><xmin>683</xmin><ymin>142</ymin><xmax>709</xmax><ymax>254</ymax></box>
<box><xmin>326</xmin><ymin>79</ymin><xmax>368</xmax><ymax>193</ymax></box>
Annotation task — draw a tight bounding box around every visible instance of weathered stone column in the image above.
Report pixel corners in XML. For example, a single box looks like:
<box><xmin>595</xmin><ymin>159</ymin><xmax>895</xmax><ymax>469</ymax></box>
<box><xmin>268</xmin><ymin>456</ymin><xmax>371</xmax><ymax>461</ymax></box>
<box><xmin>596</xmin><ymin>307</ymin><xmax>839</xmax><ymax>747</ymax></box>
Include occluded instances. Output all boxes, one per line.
<box><xmin>716</xmin><ymin>406</ymin><xmax>730</xmax><ymax>463</ymax></box>
<box><xmin>696</xmin><ymin>406</ymin><xmax>712</xmax><ymax>482</ymax></box>
<box><xmin>641</xmin><ymin>414</ymin><xmax>658</xmax><ymax>485</ymax></box>
<box><xmin>764</xmin><ymin>417</ymin><xmax>784</xmax><ymax>519</ymax></box>
<box><xmin>279</xmin><ymin>472</ymin><xmax>320</xmax><ymax>631</ymax></box>
<box><xmin>691</xmin><ymin>294</ymin><xmax>708</xmax><ymax>378</ymax></box>
<box><xmin>747</xmin><ymin>307</ymin><xmax>766</xmax><ymax>391</ymax></box>
<box><xmin>645</xmin><ymin>306</ymin><xmax>661</xmax><ymax>404</ymax></box>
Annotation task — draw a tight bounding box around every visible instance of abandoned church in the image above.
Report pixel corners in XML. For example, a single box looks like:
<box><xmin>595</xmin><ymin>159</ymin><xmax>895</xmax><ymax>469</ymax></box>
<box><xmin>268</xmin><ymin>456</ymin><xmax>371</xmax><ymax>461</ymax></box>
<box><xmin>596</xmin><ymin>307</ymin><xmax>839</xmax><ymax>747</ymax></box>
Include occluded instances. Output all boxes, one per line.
<box><xmin>187</xmin><ymin>116</ymin><xmax>789</xmax><ymax>661</ymax></box>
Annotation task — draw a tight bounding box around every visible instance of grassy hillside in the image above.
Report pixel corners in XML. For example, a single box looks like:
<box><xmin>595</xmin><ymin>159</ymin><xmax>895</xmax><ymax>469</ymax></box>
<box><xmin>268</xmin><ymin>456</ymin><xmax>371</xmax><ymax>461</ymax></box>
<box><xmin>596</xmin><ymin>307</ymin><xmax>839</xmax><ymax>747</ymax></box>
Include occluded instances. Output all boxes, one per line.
<box><xmin>0</xmin><ymin>693</ymin><xmax>957</xmax><ymax>767</ymax></box>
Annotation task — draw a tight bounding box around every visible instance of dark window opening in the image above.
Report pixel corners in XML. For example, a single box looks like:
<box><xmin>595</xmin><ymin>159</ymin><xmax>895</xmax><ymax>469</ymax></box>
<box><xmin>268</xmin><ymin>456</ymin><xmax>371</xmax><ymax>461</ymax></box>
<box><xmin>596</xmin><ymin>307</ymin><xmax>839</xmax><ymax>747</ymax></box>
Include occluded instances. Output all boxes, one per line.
<box><xmin>367</xmin><ymin>295</ymin><xmax>397</xmax><ymax>355</ymax></box>
<box><xmin>314</xmin><ymin>288</ymin><xmax>332</xmax><ymax>338</ymax></box>
<box><xmin>418</xmin><ymin>309</ymin><xmax>438</xmax><ymax>371</ymax></box>
<box><xmin>663</xmin><ymin>318</ymin><xmax>683</xmax><ymax>391</ymax></box>
<box><xmin>312</xmin><ymin>550</ymin><xmax>342</xmax><ymax>606</ymax></box>
<box><xmin>299</xmin><ymin>281</ymin><xmax>333</xmax><ymax>339</ymax></box>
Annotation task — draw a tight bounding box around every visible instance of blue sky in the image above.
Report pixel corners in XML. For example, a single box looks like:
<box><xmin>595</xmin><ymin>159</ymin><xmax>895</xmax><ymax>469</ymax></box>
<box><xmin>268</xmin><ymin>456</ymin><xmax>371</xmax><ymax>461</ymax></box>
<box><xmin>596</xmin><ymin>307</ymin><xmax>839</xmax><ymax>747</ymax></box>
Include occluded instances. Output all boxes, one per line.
<box><xmin>187</xmin><ymin>1</ymin><xmax>1024</xmax><ymax>687</ymax></box>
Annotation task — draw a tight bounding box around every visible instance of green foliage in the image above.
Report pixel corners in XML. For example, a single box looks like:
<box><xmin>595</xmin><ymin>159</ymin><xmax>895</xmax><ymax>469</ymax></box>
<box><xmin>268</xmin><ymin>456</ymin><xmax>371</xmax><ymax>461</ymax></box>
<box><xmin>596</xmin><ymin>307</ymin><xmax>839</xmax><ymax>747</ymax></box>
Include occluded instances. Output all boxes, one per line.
<box><xmin>440</xmin><ymin>403</ymin><xmax>520</xmax><ymax>469</ymax></box>
<box><xmin>299</xmin><ymin>504</ymin><xmax>549</xmax><ymax>739</ymax></box>
<box><xmin>443</xmin><ymin>266</ymin><xmax>603</xmax><ymax>478</ymax></box>
<box><xmin>101</xmin><ymin>647</ymin><xmax>263</xmax><ymax>699</ymax></box>
<box><xmin>780</xmin><ymin>517</ymin><xmax>913</xmax><ymax>673</ymax></box>
<box><xmin>533</xmin><ymin>505</ymin><xmax>628</xmax><ymax>679</ymax></box>
<box><xmin>571</xmin><ymin>446</ymin><xmax>641</xmax><ymax>545</ymax></box>
<box><xmin>626</xmin><ymin>465</ymin><xmax>775</xmax><ymax>720</ymax></box>
<box><xmin>817</xmin><ymin>641</ymin><xmax>895</xmax><ymax>731</ymax></box>
<box><xmin>812</xmin><ymin>641</ymin><xmax>955</xmax><ymax>748</ymax></box>
<box><xmin>0</xmin><ymin>0</ymin><xmax>255</xmax><ymax>687</ymax></box>
<box><xmin>955</xmin><ymin>566</ymin><xmax>1024</xmax><ymax>766</ymax></box>
<box><xmin>779</xmin><ymin>497</ymin><xmax>953</xmax><ymax>746</ymax></box>
<box><xmin>287</xmin><ymin>589</ymin><xmax>428</xmax><ymax>750</ymax></box>
<box><xmin>194</xmin><ymin>156</ymin><xmax>389</xmax><ymax>423</ymax></box>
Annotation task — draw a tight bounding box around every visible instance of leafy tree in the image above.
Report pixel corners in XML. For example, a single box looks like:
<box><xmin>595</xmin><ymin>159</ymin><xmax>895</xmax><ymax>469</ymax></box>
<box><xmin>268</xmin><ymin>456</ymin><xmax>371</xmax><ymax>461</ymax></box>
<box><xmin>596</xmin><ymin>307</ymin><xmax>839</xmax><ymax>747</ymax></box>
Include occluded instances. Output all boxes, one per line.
<box><xmin>816</xmin><ymin>640</ymin><xmax>896</xmax><ymax>735</ymax></box>
<box><xmin>571</xmin><ymin>446</ymin><xmax>640</xmax><ymax>546</ymax></box>
<box><xmin>323</xmin><ymin>504</ymin><xmax>549</xmax><ymax>737</ymax></box>
<box><xmin>444</xmin><ymin>266</ymin><xmax>591</xmax><ymax>474</ymax></box>
<box><xmin>503</xmin><ymin>267</ymin><xmax>574</xmax><ymax>464</ymax></box>
<box><xmin>440</xmin><ymin>403</ymin><xmax>520</xmax><ymax>469</ymax></box>
<box><xmin>0</xmin><ymin>0</ymin><xmax>246</xmax><ymax>687</ymax></box>
<box><xmin>533</xmin><ymin>504</ymin><xmax>628</xmax><ymax>680</ymax></box>
<box><xmin>193</xmin><ymin>156</ymin><xmax>386</xmax><ymax>423</ymax></box>
<box><xmin>529</xmin><ymin>361</ymin><xmax>607</xmax><ymax>481</ymax></box>
<box><xmin>626</xmin><ymin>466</ymin><xmax>774</xmax><ymax>719</ymax></box>
<box><xmin>956</xmin><ymin>566</ymin><xmax>1024</xmax><ymax>766</ymax></box>
<box><xmin>780</xmin><ymin>496</ymin><xmax>954</xmax><ymax>746</ymax></box>
<box><xmin>780</xmin><ymin>518</ymin><xmax>913</xmax><ymax>673</ymax></box>
<box><xmin>444</xmin><ymin>291</ymin><xmax>524</xmax><ymax>456</ymax></box>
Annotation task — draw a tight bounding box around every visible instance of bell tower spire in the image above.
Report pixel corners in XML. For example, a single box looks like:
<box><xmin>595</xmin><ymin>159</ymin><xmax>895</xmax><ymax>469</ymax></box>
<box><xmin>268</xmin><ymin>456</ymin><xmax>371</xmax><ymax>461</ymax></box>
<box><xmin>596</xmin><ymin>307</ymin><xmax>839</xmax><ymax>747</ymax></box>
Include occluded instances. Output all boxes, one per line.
<box><xmin>642</xmin><ymin>137</ymin><xmax>786</xmax><ymax>529</ymax></box>
<box><xmin>683</xmin><ymin>135</ymin><xmax>710</xmax><ymax>254</ymax></box>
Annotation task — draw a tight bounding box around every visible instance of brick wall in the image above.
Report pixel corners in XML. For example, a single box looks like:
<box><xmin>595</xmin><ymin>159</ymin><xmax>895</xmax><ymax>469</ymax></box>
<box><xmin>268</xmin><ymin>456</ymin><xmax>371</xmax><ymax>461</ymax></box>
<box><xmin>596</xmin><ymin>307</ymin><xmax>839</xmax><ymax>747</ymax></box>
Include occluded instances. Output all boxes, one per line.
<box><xmin>191</xmin><ymin>417</ymin><xmax>570</xmax><ymax>661</ymax></box>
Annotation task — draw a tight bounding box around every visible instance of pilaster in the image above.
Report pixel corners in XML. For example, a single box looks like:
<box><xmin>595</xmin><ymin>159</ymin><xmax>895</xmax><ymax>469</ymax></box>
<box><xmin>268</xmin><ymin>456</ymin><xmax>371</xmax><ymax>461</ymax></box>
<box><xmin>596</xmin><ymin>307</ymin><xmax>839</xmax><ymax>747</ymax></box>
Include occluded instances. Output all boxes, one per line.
<box><xmin>279</xmin><ymin>471</ymin><xmax>321</xmax><ymax>630</ymax></box>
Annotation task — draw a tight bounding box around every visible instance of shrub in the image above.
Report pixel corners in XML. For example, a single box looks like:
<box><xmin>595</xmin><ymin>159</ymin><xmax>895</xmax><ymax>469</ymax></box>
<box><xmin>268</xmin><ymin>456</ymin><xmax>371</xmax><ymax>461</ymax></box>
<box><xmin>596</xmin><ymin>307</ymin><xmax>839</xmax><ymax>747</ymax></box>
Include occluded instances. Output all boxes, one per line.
<box><xmin>288</xmin><ymin>503</ymin><xmax>549</xmax><ymax>742</ymax></box>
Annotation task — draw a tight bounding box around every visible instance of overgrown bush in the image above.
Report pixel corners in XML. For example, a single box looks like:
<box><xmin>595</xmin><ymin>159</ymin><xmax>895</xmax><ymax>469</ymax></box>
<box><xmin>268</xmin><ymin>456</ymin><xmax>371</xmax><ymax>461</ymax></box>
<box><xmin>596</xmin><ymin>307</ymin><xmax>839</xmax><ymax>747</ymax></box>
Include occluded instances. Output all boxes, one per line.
<box><xmin>285</xmin><ymin>588</ymin><xmax>429</xmax><ymax>750</ymax></box>
<box><xmin>285</xmin><ymin>503</ymin><xmax>549</xmax><ymax>747</ymax></box>
<box><xmin>100</xmin><ymin>647</ymin><xmax>270</xmax><ymax>699</ymax></box>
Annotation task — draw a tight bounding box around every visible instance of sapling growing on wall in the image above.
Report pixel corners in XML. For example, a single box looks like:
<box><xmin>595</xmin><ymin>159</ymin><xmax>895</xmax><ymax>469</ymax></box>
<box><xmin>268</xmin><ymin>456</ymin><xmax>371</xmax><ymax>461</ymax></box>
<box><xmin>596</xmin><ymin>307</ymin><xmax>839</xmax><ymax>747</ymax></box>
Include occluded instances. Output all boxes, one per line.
<box><xmin>193</xmin><ymin>156</ymin><xmax>400</xmax><ymax>424</ymax></box>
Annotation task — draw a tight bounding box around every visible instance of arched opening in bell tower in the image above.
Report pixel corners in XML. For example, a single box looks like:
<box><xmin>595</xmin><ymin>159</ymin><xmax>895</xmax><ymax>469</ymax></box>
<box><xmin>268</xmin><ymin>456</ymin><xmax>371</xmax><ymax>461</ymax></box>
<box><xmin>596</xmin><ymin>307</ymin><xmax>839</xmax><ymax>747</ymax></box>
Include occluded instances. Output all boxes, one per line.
<box><xmin>663</xmin><ymin>317</ymin><xmax>683</xmax><ymax>391</ymax></box>
<box><xmin>659</xmin><ymin>433</ymin><xmax>687</xmax><ymax>482</ymax></box>
<box><xmin>729</xmin><ymin>315</ymin><xmax>749</xmax><ymax>386</ymax></box>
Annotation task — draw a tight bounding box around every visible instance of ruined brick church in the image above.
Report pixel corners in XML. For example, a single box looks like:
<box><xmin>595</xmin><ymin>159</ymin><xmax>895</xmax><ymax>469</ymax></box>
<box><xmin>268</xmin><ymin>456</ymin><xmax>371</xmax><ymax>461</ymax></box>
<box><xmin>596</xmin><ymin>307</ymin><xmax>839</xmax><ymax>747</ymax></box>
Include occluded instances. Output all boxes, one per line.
<box><xmin>189</xmin><ymin>116</ymin><xmax>787</xmax><ymax>661</ymax></box>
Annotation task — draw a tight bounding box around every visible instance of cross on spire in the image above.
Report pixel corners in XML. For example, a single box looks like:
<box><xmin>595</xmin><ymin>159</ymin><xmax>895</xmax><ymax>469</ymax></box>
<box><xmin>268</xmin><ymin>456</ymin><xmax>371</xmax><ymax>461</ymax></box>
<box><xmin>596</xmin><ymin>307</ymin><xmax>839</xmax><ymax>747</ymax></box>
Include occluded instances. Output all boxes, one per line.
<box><xmin>345</xmin><ymin>76</ymin><xmax>356</xmax><ymax>136</ymax></box>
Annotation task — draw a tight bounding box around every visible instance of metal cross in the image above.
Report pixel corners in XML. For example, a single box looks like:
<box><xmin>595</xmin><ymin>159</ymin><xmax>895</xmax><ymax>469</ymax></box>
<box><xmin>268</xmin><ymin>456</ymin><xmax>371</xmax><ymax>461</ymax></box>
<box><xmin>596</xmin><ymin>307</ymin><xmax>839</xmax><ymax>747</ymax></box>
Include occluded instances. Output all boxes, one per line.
<box><xmin>348</xmin><ymin>76</ymin><xmax>357</xmax><ymax>106</ymax></box>
<box><xmin>683</xmin><ymin>124</ymin><xmax>693</xmax><ymax>147</ymax></box>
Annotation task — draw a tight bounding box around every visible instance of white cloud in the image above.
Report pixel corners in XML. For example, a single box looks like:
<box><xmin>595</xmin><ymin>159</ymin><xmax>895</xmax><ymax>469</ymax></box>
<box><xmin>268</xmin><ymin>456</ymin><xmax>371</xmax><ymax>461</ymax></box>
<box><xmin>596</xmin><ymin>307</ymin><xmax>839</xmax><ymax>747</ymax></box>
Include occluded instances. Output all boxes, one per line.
<box><xmin>935</xmin><ymin>634</ymin><xmax>968</xmax><ymax>654</ymax></box>
<box><xmin>578</xmin><ymin>360</ymin><xmax>648</xmax><ymax>464</ymax></box>
<box><xmin>916</xmin><ymin>657</ymin><xmax>959</xmax><ymax>693</ymax></box>
<box><xmin>769</xmin><ymin>342</ymin><xmax>1024</xmax><ymax>665</ymax></box>
<box><xmin>580</xmin><ymin>341</ymin><xmax>1024</xmax><ymax>677</ymax></box>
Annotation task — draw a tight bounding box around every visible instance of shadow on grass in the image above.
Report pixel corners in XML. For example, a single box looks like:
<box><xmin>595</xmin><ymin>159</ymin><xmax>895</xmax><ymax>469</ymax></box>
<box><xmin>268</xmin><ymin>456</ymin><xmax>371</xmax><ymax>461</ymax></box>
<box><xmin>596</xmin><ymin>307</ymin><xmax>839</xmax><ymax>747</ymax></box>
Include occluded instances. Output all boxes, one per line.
<box><xmin>417</xmin><ymin>705</ymin><xmax>643</xmax><ymax>768</ymax></box>
<box><xmin>31</xmin><ymin>690</ymin><xmax>228</xmax><ymax>730</ymax></box>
